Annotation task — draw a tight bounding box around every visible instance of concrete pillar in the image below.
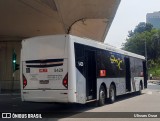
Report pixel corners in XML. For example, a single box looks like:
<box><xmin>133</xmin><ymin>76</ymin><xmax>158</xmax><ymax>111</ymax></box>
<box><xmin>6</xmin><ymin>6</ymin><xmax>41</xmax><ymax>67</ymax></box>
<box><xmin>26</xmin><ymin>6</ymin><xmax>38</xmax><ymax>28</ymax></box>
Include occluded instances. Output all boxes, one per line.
<box><xmin>0</xmin><ymin>40</ymin><xmax>21</xmax><ymax>92</ymax></box>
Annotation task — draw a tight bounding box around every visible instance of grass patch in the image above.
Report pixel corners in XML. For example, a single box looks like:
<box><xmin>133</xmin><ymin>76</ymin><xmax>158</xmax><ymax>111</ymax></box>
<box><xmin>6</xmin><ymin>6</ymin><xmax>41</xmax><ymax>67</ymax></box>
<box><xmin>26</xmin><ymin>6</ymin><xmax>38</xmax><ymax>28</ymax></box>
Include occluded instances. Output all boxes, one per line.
<box><xmin>149</xmin><ymin>65</ymin><xmax>160</xmax><ymax>77</ymax></box>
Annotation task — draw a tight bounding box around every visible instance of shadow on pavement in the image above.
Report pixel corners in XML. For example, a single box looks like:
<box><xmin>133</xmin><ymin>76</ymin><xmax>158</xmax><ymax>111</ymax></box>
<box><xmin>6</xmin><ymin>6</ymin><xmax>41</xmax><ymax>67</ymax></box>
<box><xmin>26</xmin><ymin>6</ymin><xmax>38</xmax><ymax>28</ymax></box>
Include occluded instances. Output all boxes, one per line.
<box><xmin>0</xmin><ymin>91</ymin><xmax>146</xmax><ymax>119</ymax></box>
<box><xmin>113</xmin><ymin>92</ymin><xmax>145</xmax><ymax>103</ymax></box>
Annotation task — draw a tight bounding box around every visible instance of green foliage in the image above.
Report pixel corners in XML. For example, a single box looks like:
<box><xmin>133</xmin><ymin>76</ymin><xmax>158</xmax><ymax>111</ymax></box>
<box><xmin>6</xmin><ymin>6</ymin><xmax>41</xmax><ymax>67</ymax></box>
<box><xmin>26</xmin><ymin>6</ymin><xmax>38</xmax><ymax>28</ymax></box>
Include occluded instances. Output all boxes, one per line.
<box><xmin>128</xmin><ymin>22</ymin><xmax>153</xmax><ymax>37</ymax></box>
<box><xmin>149</xmin><ymin>62</ymin><xmax>160</xmax><ymax>77</ymax></box>
<box><xmin>122</xmin><ymin>22</ymin><xmax>160</xmax><ymax>61</ymax></box>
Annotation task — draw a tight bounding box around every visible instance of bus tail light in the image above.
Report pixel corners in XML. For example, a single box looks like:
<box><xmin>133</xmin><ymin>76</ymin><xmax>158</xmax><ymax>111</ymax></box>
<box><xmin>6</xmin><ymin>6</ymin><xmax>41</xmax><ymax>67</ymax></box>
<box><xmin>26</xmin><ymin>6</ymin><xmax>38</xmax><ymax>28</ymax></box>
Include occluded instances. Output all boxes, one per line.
<box><xmin>63</xmin><ymin>73</ymin><xmax>68</xmax><ymax>88</ymax></box>
<box><xmin>23</xmin><ymin>75</ymin><xmax>27</xmax><ymax>88</ymax></box>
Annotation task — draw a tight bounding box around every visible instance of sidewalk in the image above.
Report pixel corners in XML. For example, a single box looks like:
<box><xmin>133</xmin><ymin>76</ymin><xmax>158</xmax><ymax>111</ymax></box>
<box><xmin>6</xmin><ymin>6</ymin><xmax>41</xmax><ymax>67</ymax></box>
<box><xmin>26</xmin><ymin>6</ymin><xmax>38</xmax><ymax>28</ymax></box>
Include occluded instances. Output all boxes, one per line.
<box><xmin>0</xmin><ymin>93</ymin><xmax>20</xmax><ymax>95</ymax></box>
<box><xmin>0</xmin><ymin>89</ymin><xmax>20</xmax><ymax>95</ymax></box>
<box><xmin>148</xmin><ymin>80</ymin><xmax>160</xmax><ymax>85</ymax></box>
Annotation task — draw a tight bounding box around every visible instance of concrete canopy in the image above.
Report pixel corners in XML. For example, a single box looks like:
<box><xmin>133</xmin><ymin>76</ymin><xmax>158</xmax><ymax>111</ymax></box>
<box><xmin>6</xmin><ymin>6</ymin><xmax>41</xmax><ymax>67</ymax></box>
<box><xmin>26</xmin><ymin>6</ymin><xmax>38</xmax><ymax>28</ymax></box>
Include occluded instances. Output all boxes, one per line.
<box><xmin>0</xmin><ymin>0</ymin><xmax>120</xmax><ymax>42</ymax></box>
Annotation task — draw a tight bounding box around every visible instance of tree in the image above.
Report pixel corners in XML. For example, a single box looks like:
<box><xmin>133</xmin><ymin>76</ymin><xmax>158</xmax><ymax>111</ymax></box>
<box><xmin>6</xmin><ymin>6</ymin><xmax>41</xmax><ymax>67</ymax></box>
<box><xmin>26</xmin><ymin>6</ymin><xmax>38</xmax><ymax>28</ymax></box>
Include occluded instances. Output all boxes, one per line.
<box><xmin>128</xmin><ymin>22</ymin><xmax>153</xmax><ymax>37</ymax></box>
<box><xmin>123</xmin><ymin>22</ymin><xmax>160</xmax><ymax>61</ymax></box>
<box><xmin>150</xmin><ymin>32</ymin><xmax>160</xmax><ymax>59</ymax></box>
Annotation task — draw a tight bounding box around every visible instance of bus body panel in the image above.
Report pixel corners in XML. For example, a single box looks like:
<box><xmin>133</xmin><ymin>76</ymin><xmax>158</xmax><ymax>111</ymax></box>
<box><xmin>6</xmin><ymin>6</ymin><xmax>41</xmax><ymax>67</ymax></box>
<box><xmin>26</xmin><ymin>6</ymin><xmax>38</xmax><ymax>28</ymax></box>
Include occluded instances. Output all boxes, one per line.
<box><xmin>20</xmin><ymin>34</ymin><xmax>146</xmax><ymax>104</ymax></box>
<box><xmin>96</xmin><ymin>78</ymin><xmax>126</xmax><ymax>99</ymax></box>
<box><xmin>21</xmin><ymin>35</ymin><xmax>76</xmax><ymax>103</ymax></box>
<box><xmin>22</xmin><ymin>59</ymin><xmax>67</xmax><ymax>90</ymax></box>
<box><xmin>76</xmin><ymin>68</ymin><xmax>86</xmax><ymax>104</ymax></box>
<box><xmin>67</xmin><ymin>36</ymin><xmax>77</xmax><ymax>103</ymax></box>
<box><xmin>72</xmin><ymin>36</ymin><xmax>146</xmax><ymax>102</ymax></box>
<box><xmin>22</xmin><ymin>90</ymin><xmax>68</xmax><ymax>102</ymax></box>
<box><xmin>21</xmin><ymin>35</ymin><xmax>68</xmax><ymax>60</ymax></box>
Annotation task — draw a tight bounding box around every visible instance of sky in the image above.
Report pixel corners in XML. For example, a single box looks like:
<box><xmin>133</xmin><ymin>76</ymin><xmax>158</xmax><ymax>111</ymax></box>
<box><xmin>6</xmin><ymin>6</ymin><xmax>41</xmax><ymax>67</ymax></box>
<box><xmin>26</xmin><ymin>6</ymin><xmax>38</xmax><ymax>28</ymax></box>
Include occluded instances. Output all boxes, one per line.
<box><xmin>105</xmin><ymin>0</ymin><xmax>160</xmax><ymax>48</ymax></box>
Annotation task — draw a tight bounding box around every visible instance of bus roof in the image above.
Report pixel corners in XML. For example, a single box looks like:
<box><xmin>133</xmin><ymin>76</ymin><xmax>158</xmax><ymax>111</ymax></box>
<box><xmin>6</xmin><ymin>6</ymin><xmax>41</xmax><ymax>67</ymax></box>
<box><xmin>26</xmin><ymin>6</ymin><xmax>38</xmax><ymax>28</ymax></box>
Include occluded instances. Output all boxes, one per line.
<box><xmin>69</xmin><ymin>35</ymin><xmax>145</xmax><ymax>60</ymax></box>
<box><xmin>22</xmin><ymin>34</ymin><xmax>145</xmax><ymax>60</ymax></box>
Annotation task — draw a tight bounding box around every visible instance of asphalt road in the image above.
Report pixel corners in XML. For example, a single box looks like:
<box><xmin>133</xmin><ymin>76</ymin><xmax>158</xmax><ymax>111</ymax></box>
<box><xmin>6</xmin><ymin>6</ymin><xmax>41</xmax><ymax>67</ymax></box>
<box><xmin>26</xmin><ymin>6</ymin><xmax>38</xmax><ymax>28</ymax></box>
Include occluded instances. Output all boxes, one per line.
<box><xmin>0</xmin><ymin>83</ymin><xmax>160</xmax><ymax>121</ymax></box>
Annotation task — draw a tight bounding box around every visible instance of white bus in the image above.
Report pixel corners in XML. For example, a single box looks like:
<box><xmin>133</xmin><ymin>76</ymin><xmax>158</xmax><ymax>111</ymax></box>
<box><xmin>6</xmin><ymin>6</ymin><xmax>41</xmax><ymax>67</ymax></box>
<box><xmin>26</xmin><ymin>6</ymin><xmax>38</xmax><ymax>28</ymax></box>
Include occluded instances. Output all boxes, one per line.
<box><xmin>20</xmin><ymin>35</ymin><xmax>147</xmax><ymax>106</ymax></box>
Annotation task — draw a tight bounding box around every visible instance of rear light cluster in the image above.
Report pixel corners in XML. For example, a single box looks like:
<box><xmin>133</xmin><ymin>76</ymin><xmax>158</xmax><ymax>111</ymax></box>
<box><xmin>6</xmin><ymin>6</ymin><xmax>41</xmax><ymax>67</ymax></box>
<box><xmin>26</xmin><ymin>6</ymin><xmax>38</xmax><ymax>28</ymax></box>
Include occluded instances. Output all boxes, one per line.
<box><xmin>62</xmin><ymin>73</ymin><xmax>68</xmax><ymax>88</ymax></box>
<box><xmin>23</xmin><ymin>75</ymin><xmax>27</xmax><ymax>88</ymax></box>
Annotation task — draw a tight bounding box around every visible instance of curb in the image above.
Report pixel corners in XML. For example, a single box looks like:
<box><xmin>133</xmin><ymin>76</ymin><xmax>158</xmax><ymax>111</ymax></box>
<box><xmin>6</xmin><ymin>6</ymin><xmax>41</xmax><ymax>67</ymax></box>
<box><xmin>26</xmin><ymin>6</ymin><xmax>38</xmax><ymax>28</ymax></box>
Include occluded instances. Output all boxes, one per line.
<box><xmin>0</xmin><ymin>93</ymin><xmax>20</xmax><ymax>96</ymax></box>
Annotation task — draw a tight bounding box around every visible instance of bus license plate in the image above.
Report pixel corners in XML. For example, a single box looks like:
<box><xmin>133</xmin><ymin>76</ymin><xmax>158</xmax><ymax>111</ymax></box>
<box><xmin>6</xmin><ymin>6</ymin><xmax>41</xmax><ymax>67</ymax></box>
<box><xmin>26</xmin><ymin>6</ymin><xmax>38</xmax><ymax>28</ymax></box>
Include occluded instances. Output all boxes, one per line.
<box><xmin>39</xmin><ymin>80</ymin><xmax>49</xmax><ymax>84</ymax></box>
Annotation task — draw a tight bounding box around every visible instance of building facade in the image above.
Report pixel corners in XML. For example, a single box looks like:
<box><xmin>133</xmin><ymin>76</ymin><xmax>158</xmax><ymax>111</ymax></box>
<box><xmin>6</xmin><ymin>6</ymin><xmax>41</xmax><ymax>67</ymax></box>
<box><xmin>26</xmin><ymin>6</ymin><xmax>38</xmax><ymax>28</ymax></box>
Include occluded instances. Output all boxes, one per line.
<box><xmin>146</xmin><ymin>11</ymin><xmax>160</xmax><ymax>29</ymax></box>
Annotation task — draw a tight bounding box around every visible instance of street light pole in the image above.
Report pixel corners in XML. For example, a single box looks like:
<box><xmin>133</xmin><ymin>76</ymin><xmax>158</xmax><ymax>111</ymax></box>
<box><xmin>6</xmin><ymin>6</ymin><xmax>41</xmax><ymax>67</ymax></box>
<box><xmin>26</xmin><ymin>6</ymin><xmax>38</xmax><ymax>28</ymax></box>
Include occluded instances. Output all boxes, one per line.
<box><xmin>145</xmin><ymin>39</ymin><xmax>147</xmax><ymax>62</ymax></box>
<box><xmin>144</xmin><ymin>39</ymin><xmax>148</xmax><ymax>80</ymax></box>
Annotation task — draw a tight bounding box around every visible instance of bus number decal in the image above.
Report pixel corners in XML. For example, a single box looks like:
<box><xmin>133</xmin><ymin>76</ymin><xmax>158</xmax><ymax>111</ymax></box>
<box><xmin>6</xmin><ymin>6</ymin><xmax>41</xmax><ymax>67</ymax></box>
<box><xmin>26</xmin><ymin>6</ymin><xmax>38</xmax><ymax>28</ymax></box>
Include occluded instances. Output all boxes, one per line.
<box><xmin>54</xmin><ymin>68</ymin><xmax>63</xmax><ymax>72</ymax></box>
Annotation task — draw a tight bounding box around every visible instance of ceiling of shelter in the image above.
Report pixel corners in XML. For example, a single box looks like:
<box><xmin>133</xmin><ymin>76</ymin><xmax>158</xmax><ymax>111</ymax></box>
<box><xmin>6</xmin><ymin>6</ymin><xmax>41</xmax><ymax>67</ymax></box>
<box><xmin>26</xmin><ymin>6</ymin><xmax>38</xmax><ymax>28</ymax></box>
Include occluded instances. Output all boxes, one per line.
<box><xmin>0</xmin><ymin>0</ymin><xmax>120</xmax><ymax>42</ymax></box>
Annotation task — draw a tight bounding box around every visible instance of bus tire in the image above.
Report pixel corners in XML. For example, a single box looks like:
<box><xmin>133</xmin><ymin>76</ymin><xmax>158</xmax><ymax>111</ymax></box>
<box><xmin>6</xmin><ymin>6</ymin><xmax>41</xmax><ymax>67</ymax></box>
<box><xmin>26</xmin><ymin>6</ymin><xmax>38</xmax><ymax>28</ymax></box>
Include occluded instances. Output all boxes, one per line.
<box><xmin>108</xmin><ymin>84</ymin><xmax>116</xmax><ymax>103</ymax></box>
<box><xmin>98</xmin><ymin>85</ymin><xmax>106</xmax><ymax>106</ymax></box>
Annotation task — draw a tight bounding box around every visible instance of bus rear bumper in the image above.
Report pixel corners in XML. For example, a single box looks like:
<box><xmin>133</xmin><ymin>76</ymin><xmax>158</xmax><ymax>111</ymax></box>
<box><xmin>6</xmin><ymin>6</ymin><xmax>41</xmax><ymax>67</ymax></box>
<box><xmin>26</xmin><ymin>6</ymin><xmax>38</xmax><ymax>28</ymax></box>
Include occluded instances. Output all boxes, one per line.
<box><xmin>21</xmin><ymin>90</ymin><xmax>68</xmax><ymax>103</ymax></box>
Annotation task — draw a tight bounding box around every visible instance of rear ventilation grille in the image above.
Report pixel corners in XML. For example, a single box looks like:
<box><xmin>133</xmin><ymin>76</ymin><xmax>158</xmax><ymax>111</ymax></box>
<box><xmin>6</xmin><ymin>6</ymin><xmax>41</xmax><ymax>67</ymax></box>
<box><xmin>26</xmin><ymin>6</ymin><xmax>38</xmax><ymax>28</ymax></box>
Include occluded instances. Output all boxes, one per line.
<box><xmin>26</xmin><ymin>59</ymin><xmax>63</xmax><ymax>68</ymax></box>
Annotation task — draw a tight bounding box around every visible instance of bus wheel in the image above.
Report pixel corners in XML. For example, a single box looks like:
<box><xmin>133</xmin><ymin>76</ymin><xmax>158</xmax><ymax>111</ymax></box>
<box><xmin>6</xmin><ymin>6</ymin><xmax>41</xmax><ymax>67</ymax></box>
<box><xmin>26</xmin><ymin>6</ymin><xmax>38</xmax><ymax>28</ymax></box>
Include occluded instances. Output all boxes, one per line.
<box><xmin>138</xmin><ymin>83</ymin><xmax>142</xmax><ymax>95</ymax></box>
<box><xmin>109</xmin><ymin>84</ymin><xmax>116</xmax><ymax>103</ymax></box>
<box><xmin>98</xmin><ymin>85</ymin><xmax>106</xmax><ymax>106</ymax></box>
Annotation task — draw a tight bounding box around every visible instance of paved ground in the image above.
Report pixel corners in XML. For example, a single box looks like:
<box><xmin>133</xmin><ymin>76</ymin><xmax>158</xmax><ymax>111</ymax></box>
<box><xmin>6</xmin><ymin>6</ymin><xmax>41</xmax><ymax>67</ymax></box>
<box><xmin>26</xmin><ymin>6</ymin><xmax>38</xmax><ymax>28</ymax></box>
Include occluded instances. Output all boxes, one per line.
<box><xmin>0</xmin><ymin>83</ymin><xmax>160</xmax><ymax>121</ymax></box>
<box><xmin>148</xmin><ymin>80</ymin><xmax>160</xmax><ymax>85</ymax></box>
